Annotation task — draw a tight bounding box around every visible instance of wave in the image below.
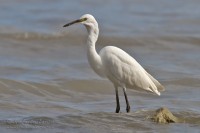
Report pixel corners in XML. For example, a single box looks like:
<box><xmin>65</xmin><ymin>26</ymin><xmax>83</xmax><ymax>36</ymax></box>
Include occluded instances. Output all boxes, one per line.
<box><xmin>0</xmin><ymin>32</ymin><xmax>66</xmax><ymax>40</ymax></box>
<box><xmin>1</xmin><ymin>30</ymin><xmax>200</xmax><ymax>48</ymax></box>
<box><xmin>0</xmin><ymin>110</ymin><xmax>200</xmax><ymax>131</ymax></box>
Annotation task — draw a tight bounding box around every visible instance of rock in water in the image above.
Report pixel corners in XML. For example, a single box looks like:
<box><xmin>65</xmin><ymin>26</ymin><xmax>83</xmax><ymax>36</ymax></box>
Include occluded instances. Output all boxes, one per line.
<box><xmin>153</xmin><ymin>107</ymin><xmax>183</xmax><ymax>123</ymax></box>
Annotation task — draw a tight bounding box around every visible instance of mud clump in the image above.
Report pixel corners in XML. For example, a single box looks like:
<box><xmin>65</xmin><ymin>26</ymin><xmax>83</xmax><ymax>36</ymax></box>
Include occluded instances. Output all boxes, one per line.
<box><xmin>152</xmin><ymin>107</ymin><xmax>184</xmax><ymax>123</ymax></box>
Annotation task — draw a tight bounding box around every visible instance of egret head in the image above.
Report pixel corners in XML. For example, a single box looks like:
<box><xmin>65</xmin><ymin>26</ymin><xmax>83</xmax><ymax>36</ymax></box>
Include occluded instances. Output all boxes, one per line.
<box><xmin>63</xmin><ymin>14</ymin><xmax>97</xmax><ymax>27</ymax></box>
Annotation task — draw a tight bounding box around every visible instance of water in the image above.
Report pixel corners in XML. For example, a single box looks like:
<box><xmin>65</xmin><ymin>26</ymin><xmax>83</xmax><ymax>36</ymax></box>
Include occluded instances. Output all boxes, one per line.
<box><xmin>0</xmin><ymin>0</ymin><xmax>200</xmax><ymax>132</ymax></box>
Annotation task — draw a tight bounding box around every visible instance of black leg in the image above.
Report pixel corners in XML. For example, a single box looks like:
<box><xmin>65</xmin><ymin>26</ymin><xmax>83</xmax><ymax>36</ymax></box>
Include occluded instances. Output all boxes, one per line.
<box><xmin>123</xmin><ymin>87</ymin><xmax>130</xmax><ymax>113</ymax></box>
<box><xmin>115</xmin><ymin>86</ymin><xmax>120</xmax><ymax>113</ymax></box>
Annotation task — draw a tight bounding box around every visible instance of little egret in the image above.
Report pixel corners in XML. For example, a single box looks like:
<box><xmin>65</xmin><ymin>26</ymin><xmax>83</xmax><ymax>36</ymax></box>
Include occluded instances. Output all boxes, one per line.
<box><xmin>63</xmin><ymin>14</ymin><xmax>164</xmax><ymax>113</ymax></box>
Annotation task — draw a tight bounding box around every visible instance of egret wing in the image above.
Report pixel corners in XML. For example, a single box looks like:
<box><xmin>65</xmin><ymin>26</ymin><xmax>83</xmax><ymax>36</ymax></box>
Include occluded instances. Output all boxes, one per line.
<box><xmin>145</xmin><ymin>72</ymin><xmax>165</xmax><ymax>91</ymax></box>
<box><xmin>100</xmin><ymin>46</ymin><xmax>162</xmax><ymax>94</ymax></box>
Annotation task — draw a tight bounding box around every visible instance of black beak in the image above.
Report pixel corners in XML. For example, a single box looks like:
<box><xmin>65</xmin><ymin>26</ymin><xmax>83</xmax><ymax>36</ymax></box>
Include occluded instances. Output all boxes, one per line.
<box><xmin>63</xmin><ymin>18</ymin><xmax>87</xmax><ymax>27</ymax></box>
<box><xmin>63</xmin><ymin>19</ymin><xmax>82</xmax><ymax>27</ymax></box>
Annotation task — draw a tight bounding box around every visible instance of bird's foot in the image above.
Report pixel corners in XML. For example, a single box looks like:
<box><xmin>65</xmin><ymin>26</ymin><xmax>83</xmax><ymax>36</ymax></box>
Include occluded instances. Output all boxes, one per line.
<box><xmin>115</xmin><ymin>107</ymin><xmax>120</xmax><ymax>113</ymax></box>
<box><xmin>126</xmin><ymin>106</ymin><xmax>130</xmax><ymax>113</ymax></box>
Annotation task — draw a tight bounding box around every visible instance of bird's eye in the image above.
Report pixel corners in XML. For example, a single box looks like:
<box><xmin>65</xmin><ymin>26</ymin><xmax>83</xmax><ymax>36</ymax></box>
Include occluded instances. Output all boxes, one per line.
<box><xmin>79</xmin><ymin>18</ymin><xmax>87</xmax><ymax>22</ymax></box>
<box><xmin>83</xmin><ymin>18</ymin><xmax>87</xmax><ymax>21</ymax></box>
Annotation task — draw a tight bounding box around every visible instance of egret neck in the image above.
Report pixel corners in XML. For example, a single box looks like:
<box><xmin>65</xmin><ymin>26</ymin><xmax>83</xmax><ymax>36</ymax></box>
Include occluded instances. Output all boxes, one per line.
<box><xmin>85</xmin><ymin>23</ymin><xmax>105</xmax><ymax>77</ymax></box>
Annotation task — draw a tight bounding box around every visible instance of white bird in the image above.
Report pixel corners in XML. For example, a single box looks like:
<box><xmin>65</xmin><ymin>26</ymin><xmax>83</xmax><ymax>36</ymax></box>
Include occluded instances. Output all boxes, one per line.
<box><xmin>63</xmin><ymin>14</ymin><xmax>164</xmax><ymax>113</ymax></box>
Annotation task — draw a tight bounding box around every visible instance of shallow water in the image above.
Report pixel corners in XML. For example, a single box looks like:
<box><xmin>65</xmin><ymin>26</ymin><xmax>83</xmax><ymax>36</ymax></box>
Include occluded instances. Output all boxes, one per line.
<box><xmin>0</xmin><ymin>0</ymin><xmax>200</xmax><ymax>133</ymax></box>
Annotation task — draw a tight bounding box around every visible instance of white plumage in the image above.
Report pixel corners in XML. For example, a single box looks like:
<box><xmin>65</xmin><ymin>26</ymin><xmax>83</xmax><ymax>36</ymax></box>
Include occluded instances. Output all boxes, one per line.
<box><xmin>63</xmin><ymin>14</ymin><xmax>164</xmax><ymax>113</ymax></box>
<box><xmin>100</xmin><ymin>46</ymin><xmax>164</xmax><ymax>95</ymax></box>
